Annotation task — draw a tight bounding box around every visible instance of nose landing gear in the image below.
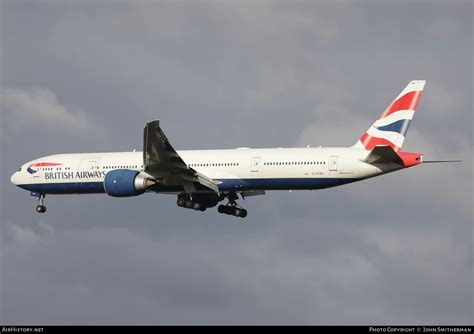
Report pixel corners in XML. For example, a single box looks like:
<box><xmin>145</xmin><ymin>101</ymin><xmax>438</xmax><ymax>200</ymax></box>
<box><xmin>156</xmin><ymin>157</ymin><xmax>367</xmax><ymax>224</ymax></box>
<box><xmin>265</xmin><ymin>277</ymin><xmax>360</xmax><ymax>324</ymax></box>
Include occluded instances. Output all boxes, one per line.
<box><xmin>34</xmin><ymin>193</ymin><xmax>46</xmax><ymax>213</ymax></box>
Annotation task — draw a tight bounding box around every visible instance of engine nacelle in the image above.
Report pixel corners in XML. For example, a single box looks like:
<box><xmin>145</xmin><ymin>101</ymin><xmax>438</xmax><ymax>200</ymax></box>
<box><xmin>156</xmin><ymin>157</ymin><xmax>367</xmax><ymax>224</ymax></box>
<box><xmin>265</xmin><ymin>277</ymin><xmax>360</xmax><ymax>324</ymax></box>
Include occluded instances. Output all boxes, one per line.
<box><xmin>104</xmin><ymin>169</ymin><xmax>153</xmax><ymax>197</ymax></box>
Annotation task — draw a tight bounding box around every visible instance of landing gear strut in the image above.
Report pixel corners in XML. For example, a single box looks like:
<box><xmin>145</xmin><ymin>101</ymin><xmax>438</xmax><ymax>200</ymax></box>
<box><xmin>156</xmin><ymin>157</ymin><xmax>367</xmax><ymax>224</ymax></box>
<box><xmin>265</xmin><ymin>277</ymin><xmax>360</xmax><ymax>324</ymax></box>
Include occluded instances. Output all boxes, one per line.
<box><xmin>217</xmin><ymin>193</ymin><xmax>247</xmax><ymax>218</ymax></box>
<box><xmin>35</xmin><ymin>193</ymin><xmax>46</xmax><ymax>213</ymax></box>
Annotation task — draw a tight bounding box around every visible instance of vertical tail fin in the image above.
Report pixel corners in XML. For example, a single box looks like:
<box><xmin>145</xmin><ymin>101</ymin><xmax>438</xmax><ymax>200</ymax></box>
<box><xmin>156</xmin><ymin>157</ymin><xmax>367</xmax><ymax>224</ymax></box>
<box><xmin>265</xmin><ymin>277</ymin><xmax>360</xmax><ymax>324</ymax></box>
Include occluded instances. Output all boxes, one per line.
<box><xmin>353</xmin><ymin>80</ymin><xmax>426</xmax><ymax>151</ymax></box>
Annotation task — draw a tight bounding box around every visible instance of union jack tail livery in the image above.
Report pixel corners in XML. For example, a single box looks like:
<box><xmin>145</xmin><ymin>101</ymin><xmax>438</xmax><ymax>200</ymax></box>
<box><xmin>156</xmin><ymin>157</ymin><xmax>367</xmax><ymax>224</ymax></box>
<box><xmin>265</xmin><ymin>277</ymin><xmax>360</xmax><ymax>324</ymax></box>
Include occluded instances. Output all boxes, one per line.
<box><xmin>353</xmin><ymin>80</ymin><xmax>426</xmax><ymax>151</ymax></box>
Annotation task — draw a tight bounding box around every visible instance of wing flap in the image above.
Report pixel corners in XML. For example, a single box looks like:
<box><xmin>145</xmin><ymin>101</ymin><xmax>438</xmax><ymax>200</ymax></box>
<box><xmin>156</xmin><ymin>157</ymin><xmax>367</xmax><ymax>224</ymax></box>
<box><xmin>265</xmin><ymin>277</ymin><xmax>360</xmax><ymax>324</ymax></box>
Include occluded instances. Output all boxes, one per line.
<box><xmin>195</xmin><ymin>171</ymin><xmax>220</xmax><ymax>193</ymax></box>
<box><xmin>242</xmin><ymin>190</ymin><xmax>266</xmax><ymax>197</ymax></box>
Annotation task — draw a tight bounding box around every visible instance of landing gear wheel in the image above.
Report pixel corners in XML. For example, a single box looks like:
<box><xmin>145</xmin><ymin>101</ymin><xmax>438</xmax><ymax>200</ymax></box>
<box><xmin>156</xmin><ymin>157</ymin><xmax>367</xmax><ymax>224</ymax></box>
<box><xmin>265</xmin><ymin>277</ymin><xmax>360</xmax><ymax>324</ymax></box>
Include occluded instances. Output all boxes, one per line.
<box><xmin>185</xmin><ymin>200</ymin><xmax>193</xmax><ymax>209</ymax></box>
<box><xmin>36</xmin><ymin>205</ymin><xmax>46</xmax><ymax>213</ymax></box>
<box><xmin>193</xmin><ymin>202</ymin><xmax>202</xmax><ymax>211</ymax></box>
<box><xmin>233</xmin><ymin>208</ymin><xmax>242</xmax><ymax>217</ymax></box>
<box><xmin>217</xmin><ymin>203</ymin><xmax>247</xmax><ymax>218</ymax></box>
<box><xmin>218</xmin><ymin>205</ymin><xmax>227</xmax><ymax>214</ymax></box>
<box><xmin>177</xmin><ymin>198</ymin><xmax>185</xmax><ymax>207</ymax></box>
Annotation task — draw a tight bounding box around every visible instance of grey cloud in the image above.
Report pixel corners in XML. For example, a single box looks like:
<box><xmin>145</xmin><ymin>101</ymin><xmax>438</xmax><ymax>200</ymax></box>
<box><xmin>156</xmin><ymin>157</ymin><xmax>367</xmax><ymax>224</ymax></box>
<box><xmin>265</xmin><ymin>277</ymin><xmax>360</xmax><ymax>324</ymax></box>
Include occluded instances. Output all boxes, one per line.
<box><xmin>2</xmin><ymin>215</ymin><xmax>470</xmax><ymax>325</ymax></box>
<box><xmin>1</xmin><ymin>88</ymin><xmax>96</xmax><ymax>134</ymax></box>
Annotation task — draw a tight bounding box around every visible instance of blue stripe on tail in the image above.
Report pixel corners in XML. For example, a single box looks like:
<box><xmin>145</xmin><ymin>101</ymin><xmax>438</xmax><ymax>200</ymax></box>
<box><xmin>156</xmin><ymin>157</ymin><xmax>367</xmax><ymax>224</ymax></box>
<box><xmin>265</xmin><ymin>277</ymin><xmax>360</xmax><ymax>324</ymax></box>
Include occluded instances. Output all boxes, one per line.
<box><xmin>375</xmin><ymin>119</ymin><xmax>411</xmax><ymax>136</ymax></box>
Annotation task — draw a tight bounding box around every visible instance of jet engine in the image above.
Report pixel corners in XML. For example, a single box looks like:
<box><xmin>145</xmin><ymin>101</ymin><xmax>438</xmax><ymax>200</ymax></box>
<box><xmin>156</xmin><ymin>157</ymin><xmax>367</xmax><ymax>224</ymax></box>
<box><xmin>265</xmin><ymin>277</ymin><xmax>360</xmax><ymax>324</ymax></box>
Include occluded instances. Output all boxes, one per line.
<box><xmin>104</xmin><ymin>169</ymin><xmax>155</xmax><ymax>197</ymax></box>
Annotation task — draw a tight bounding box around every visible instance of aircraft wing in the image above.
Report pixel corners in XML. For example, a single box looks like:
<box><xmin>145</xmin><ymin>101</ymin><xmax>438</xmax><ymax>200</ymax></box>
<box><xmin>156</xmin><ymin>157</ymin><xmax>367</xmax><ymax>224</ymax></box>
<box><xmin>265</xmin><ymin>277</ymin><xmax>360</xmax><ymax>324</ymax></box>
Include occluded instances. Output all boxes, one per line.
<box><xmin>143</xmin><ymin>120</ymin><xmax>219</xmax><ymax>193</ymax></box>
<box><xmin>362</xmin><ymin>145</ymin><xmax>404</xmax><ymax>165</ymax></box>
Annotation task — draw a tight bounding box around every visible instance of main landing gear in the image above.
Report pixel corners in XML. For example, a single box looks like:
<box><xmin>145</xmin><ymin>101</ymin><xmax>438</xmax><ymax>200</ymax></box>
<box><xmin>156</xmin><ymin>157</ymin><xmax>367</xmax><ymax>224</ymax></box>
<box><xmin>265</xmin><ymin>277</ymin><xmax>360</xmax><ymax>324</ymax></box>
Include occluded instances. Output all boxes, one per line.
<box><xmin>218</xmin><ymin>205</ymin><xmax>247</xmax><ymax>218</ymax></box>
<box><xmin>217</xmin><ymin>193</ymin><xmax>247</xmax><ymax>218</ymax></box>
<box><xmin>176</xmin><ymin>192</ymin><xmax>248</xmax><ymax>218</ymax></box>
<box><xmin>177</xmin><ymin>194</ymin><xmax>207</xmax><ymax>212</ymax></box>
<box><xmin>35</xmin><ymin>193</ymin><xmax>46</xmax><ymax>213</ymax></box>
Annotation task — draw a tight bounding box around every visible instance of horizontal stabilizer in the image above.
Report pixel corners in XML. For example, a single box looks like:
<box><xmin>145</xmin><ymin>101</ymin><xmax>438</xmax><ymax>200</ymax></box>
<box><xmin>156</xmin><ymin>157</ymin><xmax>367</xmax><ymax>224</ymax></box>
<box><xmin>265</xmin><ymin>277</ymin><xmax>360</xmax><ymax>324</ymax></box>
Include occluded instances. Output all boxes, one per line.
<box><xmin>362</xmin><ymin>145</ymin><xmax>404</xmax><ymax>165</ymax></box>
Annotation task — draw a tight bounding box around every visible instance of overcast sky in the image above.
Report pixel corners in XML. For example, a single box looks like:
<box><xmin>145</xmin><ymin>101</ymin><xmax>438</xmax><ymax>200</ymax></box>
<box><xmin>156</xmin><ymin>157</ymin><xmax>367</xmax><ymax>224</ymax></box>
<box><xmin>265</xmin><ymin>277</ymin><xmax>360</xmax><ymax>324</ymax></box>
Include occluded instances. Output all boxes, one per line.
<box><xmin>0</xmin><ymin>0</ymin><xmax>472</xmax><ymax>325</ymax></box>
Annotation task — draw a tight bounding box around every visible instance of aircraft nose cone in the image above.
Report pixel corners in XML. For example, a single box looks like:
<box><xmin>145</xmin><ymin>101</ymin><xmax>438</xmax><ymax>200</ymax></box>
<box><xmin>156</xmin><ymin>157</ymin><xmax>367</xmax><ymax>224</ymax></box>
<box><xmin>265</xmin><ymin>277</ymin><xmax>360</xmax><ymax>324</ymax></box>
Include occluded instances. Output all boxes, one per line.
<box><xmin>10</xmin><ymin>171</ymin><xmax>19</xmax><ymax>185</ymax></box>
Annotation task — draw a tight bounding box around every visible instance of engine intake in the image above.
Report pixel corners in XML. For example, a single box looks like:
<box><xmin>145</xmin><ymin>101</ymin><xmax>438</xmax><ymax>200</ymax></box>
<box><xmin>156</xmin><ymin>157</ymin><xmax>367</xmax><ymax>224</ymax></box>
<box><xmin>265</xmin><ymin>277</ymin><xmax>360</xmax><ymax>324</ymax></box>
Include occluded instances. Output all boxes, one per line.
<box><xmin>104</xmin><ymin>169</ymin><xmax>154</xmax><ymax>197</ymax></box>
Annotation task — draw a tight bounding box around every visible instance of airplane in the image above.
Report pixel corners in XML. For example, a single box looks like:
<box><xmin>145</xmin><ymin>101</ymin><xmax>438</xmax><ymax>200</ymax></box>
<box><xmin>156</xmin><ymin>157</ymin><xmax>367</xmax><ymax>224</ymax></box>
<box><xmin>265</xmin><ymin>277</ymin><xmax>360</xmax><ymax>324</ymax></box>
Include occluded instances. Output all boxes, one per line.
<box><xmin>10</xmin><ymin>80</ymin><xmax>457</xmax><ymax>218</ymax></box>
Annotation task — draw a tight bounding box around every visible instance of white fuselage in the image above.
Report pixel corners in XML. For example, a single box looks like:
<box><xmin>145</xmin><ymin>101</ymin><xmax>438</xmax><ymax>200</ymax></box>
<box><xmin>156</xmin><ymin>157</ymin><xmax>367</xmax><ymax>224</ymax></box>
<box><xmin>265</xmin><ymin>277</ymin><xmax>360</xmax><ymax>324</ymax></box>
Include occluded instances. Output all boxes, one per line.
<box><xmin>11</xmin><ymin>147</ymin><xmax>394</xmax><ymax>195</ymax></box>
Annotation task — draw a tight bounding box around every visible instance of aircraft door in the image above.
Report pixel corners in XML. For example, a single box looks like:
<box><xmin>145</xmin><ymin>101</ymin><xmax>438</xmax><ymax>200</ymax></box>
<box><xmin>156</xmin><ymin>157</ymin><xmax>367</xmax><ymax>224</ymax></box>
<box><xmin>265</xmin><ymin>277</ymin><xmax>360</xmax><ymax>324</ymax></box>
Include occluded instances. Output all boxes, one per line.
<box><xmin>87</xmin><ymin>160</ymin><xmax>98</xmax><ymax>171</ymax></box>
<box><xmin>79</xmin><ymin>159</ymin><xmax>99</xmax><ymax>172</ymax></box>
<box><xmin>251</xmin><ymin>157</ymin><xmax>260</xmax><ymax>172</ymax></box>
<box><xmin>79</xmin><ymin>158</ymin><xmax>98</xmax><ymax>172</ymax></box>
<box><xmin>328</xmin><ymin>156</ymin><xmax>338</xmax><ymax>171</ymax></box>
<box><xmin>78</xmin><ymin>158</ymin><xmax>101</xmax><ymax>192</ymax></box>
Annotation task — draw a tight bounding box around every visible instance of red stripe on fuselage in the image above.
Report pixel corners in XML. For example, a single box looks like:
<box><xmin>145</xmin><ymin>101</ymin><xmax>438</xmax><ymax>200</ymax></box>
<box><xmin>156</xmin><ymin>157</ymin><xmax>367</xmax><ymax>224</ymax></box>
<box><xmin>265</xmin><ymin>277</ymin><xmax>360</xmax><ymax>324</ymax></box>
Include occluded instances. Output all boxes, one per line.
<box><xmin>380</xmin><ymin>90</ymin><xmax>422</xmax><ymax>118</ymax></box>
<box><xmin>30</xmin><ymin>162</ymin><xmax>62</xmax><ymax>167</ymax></box>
